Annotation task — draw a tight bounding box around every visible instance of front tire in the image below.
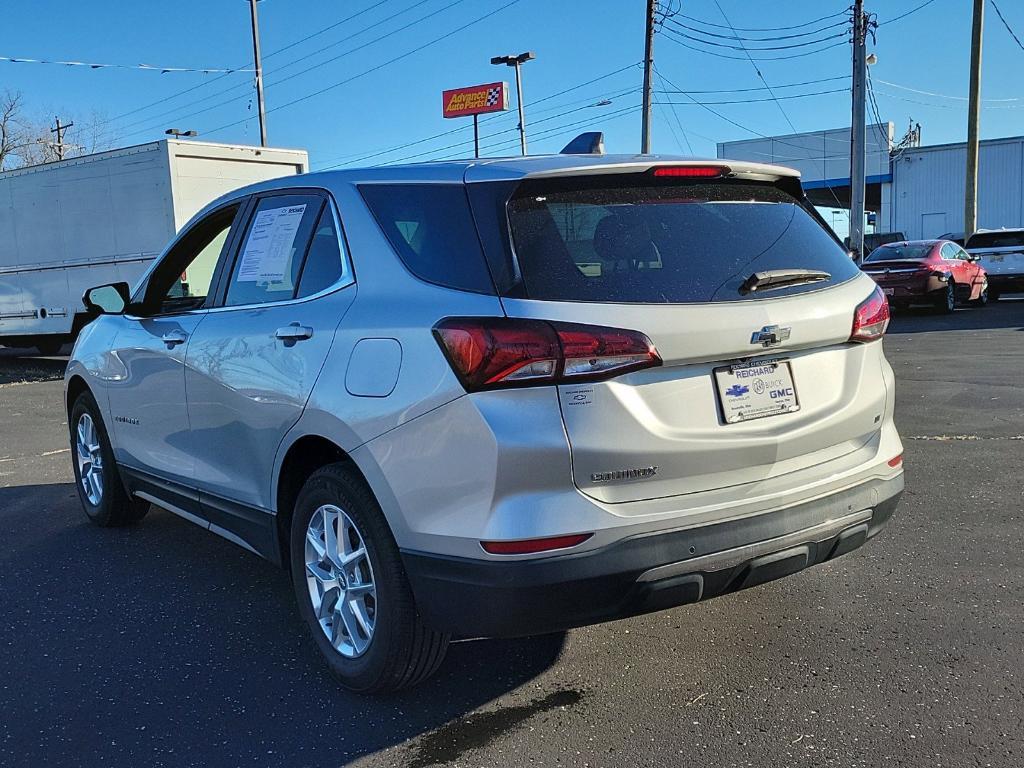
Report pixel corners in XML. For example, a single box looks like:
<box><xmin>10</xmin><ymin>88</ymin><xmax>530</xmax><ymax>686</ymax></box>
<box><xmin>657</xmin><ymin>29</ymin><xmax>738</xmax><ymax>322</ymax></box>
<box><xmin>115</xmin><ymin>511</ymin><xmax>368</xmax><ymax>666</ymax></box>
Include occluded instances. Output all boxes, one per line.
<box><xmin>289</xmin><ymin>464</ymin><xmax>449</xmax><ymax>693</ymax></box>
<box><xmin>70</xmin><ymin>392</ymin><xmax>149</xmax><ymax>527</ymax></box>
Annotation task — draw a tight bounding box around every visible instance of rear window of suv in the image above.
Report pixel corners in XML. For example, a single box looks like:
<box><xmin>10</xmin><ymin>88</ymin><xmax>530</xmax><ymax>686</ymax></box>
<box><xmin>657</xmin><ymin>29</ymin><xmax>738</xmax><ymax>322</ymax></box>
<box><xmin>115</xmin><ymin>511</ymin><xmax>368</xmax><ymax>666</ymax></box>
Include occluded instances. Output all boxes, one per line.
<box><xmin>500</xmin><ymin>176</ymin><xmax>859</xmax><ymax>303</ymax></box>
<box><xmin>966</xmin><ymin>231</ymin><xmax>1024</xmax><ymax>249</ymax></box>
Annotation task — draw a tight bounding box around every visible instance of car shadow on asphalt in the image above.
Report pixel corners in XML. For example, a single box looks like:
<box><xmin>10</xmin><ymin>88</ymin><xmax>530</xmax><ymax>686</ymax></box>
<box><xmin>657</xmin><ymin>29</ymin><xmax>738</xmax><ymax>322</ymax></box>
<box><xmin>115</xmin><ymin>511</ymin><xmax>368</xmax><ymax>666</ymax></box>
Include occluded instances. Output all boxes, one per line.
<box><xmin>886</xmin><ymin>297</ymin><xmax>1024</xmax><ymax>335</ymax></box>
<box><xmin>0</xmin><ymin>351</ymin><xmax>68</xmax><ymax>385</ymax></box>
<box><xmin>0</xmin><ymin>483</ymin><xmax>569</xmax><ymax>767</ymax></box>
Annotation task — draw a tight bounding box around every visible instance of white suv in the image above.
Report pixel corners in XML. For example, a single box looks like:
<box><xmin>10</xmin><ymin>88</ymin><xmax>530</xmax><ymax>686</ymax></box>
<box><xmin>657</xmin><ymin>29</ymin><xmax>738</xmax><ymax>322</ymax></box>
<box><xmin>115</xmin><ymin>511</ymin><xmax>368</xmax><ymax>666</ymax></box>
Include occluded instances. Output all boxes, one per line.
<box><xmin>66</xmin><ymin>153</ymin><xmax>904</xmax><ymax>692</ymax></box>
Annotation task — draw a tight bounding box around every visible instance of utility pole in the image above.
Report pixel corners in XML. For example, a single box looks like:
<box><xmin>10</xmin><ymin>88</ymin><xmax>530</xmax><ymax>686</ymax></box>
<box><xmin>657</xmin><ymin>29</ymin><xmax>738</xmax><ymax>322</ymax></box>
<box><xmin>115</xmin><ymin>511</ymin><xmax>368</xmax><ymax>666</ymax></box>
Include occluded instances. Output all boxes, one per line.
<box><xmin>849</xmin><ymin>0</ymin><xmax>868</xmax><ymax>263</ymax></box>
<box><xmin>51</xmin><ymin>116</ymin><xmax>73</xmax><ymax>161</ymax></box>
<box><xmin>641</xmin><ymin>0</ymin><xmax>657</xmax><ymax>153</ymax></box>
<box><xmin>965</xmin><ymin>0</ymin><xmax>984</xmax><ymax>238</ymax></box>
<box><xmin>248</xmin><ymin>0</ymin><xmax>268</xmax><ymax>147</ymax></box>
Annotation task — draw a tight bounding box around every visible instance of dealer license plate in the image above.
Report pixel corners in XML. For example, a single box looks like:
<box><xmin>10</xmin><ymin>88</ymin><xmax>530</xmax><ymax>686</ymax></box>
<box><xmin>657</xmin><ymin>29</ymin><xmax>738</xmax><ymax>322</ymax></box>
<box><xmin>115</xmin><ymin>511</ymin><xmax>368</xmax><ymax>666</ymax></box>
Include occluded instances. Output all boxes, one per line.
<box><xmin>714</xmin><ymin>358</ymin><xmax>800</xmax><ymax>424</ymax></box>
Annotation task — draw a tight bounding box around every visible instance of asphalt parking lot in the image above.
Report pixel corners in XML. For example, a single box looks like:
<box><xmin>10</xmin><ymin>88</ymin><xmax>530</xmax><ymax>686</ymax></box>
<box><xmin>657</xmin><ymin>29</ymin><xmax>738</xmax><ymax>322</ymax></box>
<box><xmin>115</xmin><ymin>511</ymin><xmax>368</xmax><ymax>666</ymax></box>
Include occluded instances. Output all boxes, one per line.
<box><xmin>1</xmin><ymin>301</ymin><xmax>1022</xmax><ymax>768</ymax></box>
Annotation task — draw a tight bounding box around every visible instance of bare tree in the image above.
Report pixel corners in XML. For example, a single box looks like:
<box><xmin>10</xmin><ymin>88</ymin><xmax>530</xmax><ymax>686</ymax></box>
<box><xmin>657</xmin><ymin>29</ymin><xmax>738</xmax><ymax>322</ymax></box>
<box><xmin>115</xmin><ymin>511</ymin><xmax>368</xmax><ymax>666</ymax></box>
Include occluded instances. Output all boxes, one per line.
<box><xmin>0</xmin><ymin>91</ymin><xmax>27</xmax><ymax>170</ymax></box>
<box><xmin>1</xmin><ymin>91</ymin><xmax>119</xmax><ymax>170</ymax></box>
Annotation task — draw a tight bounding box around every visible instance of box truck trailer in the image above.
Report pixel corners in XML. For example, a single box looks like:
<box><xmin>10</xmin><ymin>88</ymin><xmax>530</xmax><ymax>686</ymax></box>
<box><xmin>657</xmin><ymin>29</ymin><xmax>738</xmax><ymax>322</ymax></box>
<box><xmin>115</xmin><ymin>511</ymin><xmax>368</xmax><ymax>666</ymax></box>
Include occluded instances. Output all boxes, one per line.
<box><xmin>0</xmin><ymin>139</ymin><xmax>309</xmax><ymax>353</ymax></box>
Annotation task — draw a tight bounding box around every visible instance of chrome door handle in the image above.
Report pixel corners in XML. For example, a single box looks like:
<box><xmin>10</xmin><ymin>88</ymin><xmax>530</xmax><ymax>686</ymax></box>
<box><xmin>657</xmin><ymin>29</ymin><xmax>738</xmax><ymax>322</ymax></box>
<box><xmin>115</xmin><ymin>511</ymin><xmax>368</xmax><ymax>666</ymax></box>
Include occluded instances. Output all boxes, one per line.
<box><xmin>161</xmin><ymin>330</ymin><xmax>188</xmax><ymax>347</ymax></box>
<box><xmin>275</xmin><ymin>324</ymin><xmax>313</xmax><ymax>342</ymax></box>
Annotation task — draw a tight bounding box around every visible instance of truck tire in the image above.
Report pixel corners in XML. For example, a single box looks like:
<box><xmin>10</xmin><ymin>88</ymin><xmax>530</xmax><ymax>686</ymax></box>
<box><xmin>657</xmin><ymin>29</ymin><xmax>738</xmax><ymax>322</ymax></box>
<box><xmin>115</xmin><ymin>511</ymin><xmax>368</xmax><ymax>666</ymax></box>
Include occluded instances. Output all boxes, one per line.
<box><xmin>289</xmin><ymin>463</ymin><xmax>449</xmax><ymax>692</ymax></box>
<box><xmin>70</xmin><ymin>391</ymin><xmax>150</xmax><ymax>527</ymax></box>
<box><xmin>35</xmin><ymin>339</ymin><xmax>64</xmax><ymax>356</ymax></box>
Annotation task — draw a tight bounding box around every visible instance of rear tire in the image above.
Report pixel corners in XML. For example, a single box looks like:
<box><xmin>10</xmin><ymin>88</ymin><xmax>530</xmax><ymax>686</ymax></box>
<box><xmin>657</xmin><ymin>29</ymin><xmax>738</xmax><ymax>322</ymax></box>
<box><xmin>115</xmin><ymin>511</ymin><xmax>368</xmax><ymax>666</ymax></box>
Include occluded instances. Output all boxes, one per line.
<box><xmin>70</xmin><ymin>392</ymin><xmax>150</xmax><ymax>527</ymax></box>
<box><xmin>35</xmin><ymin>339</ymin><xmax>63</xmax><ymax>356</ymax></box>
<box><xmin>936</xmin><ymin>281</ymin><xmax>956</xmax><ymax>314</ymax></box>
<box><xmin>289</xmin><ymin>463</ymin><xmax>449</xmax><ymax>693</ymax></box>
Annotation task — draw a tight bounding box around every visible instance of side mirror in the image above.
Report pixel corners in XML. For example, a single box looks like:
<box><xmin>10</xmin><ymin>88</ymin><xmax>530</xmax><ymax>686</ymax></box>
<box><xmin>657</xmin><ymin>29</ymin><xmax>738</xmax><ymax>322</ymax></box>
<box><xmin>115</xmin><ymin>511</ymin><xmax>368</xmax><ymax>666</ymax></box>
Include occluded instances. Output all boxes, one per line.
<box><xmin>83</xmin><ymin>282</ymin><xmax>131</xmax><ymax>315</ymax></box>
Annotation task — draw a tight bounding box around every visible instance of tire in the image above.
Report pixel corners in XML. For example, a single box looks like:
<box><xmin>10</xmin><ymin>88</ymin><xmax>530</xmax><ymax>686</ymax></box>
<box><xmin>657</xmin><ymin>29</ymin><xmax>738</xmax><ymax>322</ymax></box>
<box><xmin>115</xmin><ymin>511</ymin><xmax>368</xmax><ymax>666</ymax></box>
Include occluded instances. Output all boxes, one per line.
<box><xmin>70</xmin><ymin>392</ymin><xmax>150</xmax><ymax>527</ymax></box>
<box><xmin>289</xmin><ymin>463</ymin><xmax>449</xmax><ymax>693</ymax></box>
<box><xmin>936</xmin><ymin>281</ymin><xmax>956</xmax><ymax>314</ymax></box>
<box><xmin>972</xmin><ymin>280</ymin><xmax>989</xmax><ymax>307</ymax></box>
<box><xmin>35</xmin><ymin>339</ymin><xmax>63</xmax><ymax>356</ymax></box>
<box><xmin>989</xmin><ymin>288</ymin><xmax>1001</xmax><ymax>302</ymax></box>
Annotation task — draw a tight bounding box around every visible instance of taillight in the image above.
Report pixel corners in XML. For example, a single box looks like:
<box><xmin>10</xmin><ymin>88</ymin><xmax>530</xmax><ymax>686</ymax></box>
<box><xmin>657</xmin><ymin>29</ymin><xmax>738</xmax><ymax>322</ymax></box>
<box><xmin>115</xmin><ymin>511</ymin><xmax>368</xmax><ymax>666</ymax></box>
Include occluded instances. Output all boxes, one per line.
<box><xmin>850</xmin><ymin>286</ymin><xmax>890</xmax><ymax>342</ymax></box>
<box><xmin>433</xmin><ymin>318</ymin><xmax>661</xmax><ymax>391</ymax></box>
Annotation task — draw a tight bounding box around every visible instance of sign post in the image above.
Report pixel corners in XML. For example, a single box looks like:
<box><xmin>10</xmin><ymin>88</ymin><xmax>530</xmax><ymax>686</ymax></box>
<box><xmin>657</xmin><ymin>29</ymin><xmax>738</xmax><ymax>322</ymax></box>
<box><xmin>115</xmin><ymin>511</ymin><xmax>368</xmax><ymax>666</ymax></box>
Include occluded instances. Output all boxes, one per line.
<box><xmin>442</xmin><ymin>81</ymin><xmax>509</xmax><ymax>158</ymax></box>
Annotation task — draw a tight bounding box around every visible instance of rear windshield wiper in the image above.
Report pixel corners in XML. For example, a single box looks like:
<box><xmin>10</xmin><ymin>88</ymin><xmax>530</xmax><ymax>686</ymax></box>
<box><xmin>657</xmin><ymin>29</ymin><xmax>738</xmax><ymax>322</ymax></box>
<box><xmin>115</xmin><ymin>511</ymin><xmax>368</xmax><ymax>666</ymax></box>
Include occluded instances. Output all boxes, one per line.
<box><xmin>739</xmin><ymin>269</ymin><xmax>831</xmax><ymax>295</ymax></box>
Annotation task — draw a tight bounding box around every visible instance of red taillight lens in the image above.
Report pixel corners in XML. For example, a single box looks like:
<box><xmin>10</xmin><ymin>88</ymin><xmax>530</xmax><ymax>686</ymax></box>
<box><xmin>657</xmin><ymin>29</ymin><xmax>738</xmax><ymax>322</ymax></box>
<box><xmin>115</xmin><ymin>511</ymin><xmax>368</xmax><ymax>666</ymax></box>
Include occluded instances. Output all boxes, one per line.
<box><xmin>433</xmin><ymin>318</ymin><xmax>661</xmax><ymax>391</ymax></box>
<box><xmin>481</xmin><ymin>533</ymin><xmax>593</xmax><ymax>555</ymax></box>
<box><xmin>887</xmin><ymin>454</ymin><xmax>903</xmax><ymax>468</ymax></box>
<box><xmin>652</xmin><ymin>165</ymin><xmax>729</xmax><ymax>178</ymax></box>
<box><xmin>850</xmin><ymin>286</ymin><xmax>891</xmax><ymax>342</ymax></box>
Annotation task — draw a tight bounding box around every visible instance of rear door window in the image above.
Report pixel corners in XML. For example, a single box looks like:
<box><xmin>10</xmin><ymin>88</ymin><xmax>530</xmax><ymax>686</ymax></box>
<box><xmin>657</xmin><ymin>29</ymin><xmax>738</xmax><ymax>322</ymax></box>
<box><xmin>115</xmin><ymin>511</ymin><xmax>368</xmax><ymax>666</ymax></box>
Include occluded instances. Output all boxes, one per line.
<box><xmin>502</xmin><ymin>177</ymin><xmax>858</xmax><ymax>303</ymax></box>
<box><xmin>359</xmin><ymin>184</ymin><xmax>495</xmax><ymax>293</ymax></box>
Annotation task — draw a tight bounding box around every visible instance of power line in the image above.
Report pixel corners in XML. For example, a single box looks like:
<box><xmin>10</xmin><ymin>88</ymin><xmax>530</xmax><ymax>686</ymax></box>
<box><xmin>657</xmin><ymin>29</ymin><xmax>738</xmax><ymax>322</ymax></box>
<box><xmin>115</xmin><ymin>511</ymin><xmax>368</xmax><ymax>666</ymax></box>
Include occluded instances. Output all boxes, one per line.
<box><xmin>657</xmin><ymin>75</ymin><xmax>848</xmax><ymax>94</ymax></box>
<box><xmin>107</xmin><ymin>0</ymin><xmax>392</xmax><ymax>124</ymax></box>
<box><xmin>654</xmin><ymin>72</ymin><xmax>694</xmax><ymax>154</ymax></box>
<box><xmin>990</xmin><ymin>0</ymin><xmax>1024</xmax><ymax>52</ymax></box>
<box><xmin>0</xmin><ymin>54</ymin><xmax>252</xmax><ymax>74</ymax></box>
<box><xmin>114</xmin><ymin>0</ymin><xmax>475</xmax><ymax>141</ymax></box>
<box><xmin>662</xmin><ymin>24</ymin><xmax>848</xmax><ymax>52</ymax></box>
<box><xmin>873</xmin><ymin>77</ymin><xmax>1021</xmax><ymax>102</ymax></box>
<box><xmin>664</xmin><ymin>17</ymin><xmax>849</xmax><ymax>44</ymax></box>
<box><xmin>203</xmin><ymin>0</ymin><xmax>525</xmax><ymax>138</ymax></box>
<box><xmin>658</xmin><ymin>87</ymin><xmax>849</xmax><ymax>105</ymax></box>
<box><xmin>879</xmin><ymin>0</ymin><xmax>940</xmax><ymax>25</ymax></box>
<box><xmin>661</xmin><ymin>31</ymin><xmax>848</xmax><ymax>61</ymax></box>
<box><xmin>672</xmin><ymin>9</ymin><xmax>847</xmax><ymax>33</ymax></box>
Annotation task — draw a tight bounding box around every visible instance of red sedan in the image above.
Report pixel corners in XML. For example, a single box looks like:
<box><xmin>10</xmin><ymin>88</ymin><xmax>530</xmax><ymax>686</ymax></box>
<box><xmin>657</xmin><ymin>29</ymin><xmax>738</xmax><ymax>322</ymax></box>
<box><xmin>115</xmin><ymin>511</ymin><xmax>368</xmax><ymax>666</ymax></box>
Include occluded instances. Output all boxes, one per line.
<box><xmin>861</xmin><ymin>240</ymin><xmax>988</xmax><ymax>313</ymax></box>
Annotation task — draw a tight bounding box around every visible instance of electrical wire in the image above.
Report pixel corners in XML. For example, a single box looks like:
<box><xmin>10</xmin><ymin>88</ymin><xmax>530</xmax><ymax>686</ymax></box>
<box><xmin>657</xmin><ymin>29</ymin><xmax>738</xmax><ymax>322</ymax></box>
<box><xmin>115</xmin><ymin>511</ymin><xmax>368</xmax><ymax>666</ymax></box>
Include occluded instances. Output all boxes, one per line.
<box><xmin>671</xmin><ymin>9</ymin><xmax>847</xmax><ymax>33</ymax></box>
<box><xmin>990</xmin><ymin>0</ymin><xmax>1024</xmax><ymax>52</ymax></box>
<box><xmin>106</xmin><ymin>0</ymin><xmax>392</xmax><ymax>125</ymax></box>
<box><xmin>659</xmin><ymin>88</ymin><xmax>848</xmax><ymax>106</ymax></box>
<box><xmin>656</xmin><ymin>75</ymin><xmax>848</xmax><ymax>95</ymax></box>
<box><xmin>113</xmin><ymin>0</ymin><xmax>477</xmax><ymax>142</ymax></box>
<box><xmin>661</xmin><ymin>31</ymin><xmax>848</xmax><ymax>62</ymax></box>
<box><xmin>663</xmin><ymin>17</ymin><xmax>849</xmax><ymax>44</ymax></box>
<box><xmin>202</xmin><ymin>0</ymin><xmax>525</xmax><ymax>139</ymax></box>
<box><xmin>873</xmin><ymin>77</ymin><xmax>1021</xmax><ymax>101</ymax></box>
<box><xmin>879</xmin><ymin>0</ymin><xmax>940</xmax><ymax>26</ymax></box>
<box><xmin>0</xmin><ymin>55</ymin><xmax>251</xmax><ymax>74</ymax></box>
<box><xmin>661</xmin><ymin>25</ymin><xmax>848</xmax><ymax>52</ymax></box>
<box><xmin>654</xmin><ymin>71</ymin><xmax>694</xmax><ymax>154</ymax></box>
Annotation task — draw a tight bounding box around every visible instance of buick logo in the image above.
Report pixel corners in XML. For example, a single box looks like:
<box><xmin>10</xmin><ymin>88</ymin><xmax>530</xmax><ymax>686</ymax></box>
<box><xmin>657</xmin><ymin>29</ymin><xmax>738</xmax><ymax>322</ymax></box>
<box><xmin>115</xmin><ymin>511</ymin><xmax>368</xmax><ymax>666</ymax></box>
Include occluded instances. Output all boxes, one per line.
<box><xmin>750</xmin><ymin>325</ymin><xmax>791</xmax><ymax>347</ymax></box>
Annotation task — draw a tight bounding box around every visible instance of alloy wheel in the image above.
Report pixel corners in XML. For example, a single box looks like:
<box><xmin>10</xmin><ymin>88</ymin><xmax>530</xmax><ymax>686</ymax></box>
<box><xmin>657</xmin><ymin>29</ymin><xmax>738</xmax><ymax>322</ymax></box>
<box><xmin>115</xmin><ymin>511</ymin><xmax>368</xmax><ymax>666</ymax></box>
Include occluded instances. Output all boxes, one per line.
<box><xmin>75</xmin><ymin>413</ymin><xmax>104</xmax><ymax>506</ymax></box>
<box><xmin>304</xmin><ymin>504</ymin><xmax>377</xmax><ymax>658</ymax></box>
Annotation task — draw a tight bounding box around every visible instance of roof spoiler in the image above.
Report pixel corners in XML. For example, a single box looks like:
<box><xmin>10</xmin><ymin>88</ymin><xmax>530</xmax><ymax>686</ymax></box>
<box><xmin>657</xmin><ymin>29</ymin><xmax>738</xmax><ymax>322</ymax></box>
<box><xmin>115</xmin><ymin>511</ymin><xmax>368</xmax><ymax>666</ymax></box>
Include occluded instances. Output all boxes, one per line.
<box><xmin>560</xmin><ymin>132</ymin><xmax>604</xmax><ymax>155</ymax></box>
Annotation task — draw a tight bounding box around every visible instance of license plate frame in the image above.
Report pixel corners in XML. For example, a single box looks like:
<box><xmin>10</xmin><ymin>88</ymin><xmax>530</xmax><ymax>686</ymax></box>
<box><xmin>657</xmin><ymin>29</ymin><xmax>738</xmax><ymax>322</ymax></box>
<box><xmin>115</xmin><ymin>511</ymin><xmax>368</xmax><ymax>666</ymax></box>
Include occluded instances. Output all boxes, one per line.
<box><xmin>713</xmin><ymin>358</ymin><xmax>800</xmax><ymax>424</ymax></box>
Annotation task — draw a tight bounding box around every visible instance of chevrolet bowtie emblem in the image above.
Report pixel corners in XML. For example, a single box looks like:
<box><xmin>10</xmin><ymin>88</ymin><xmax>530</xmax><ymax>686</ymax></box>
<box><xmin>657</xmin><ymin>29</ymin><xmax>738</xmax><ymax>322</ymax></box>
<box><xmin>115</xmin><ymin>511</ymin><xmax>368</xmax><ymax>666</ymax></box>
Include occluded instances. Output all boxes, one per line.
<box><xmin>750</xmin><ymin>325</ymin><xmax>791</xmax><ymax>347</ymax></box>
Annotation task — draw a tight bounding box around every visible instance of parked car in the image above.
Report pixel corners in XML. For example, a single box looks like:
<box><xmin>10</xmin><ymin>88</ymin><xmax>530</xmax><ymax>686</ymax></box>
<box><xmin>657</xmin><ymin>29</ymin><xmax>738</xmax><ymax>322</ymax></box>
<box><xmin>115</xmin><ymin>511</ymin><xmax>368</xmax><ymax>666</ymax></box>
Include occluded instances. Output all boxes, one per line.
<box><xmin>965</xmin><ymin>228</ymin><xmax>1024</xmax><ymax>300</ymax></box>
<box><xmin>861</xmin><ymin>239</ymin><xmax>988</xmax><ymax>312</ymax></box>
<box><xmin>65</xmin><ymin>152</ymin><xmax>904</xmax><ymax>693</ymax></box>
<box><xmin>845</xmin><ymin>231</ymin><xmax>907</xmax><ymax>255</ymax></box>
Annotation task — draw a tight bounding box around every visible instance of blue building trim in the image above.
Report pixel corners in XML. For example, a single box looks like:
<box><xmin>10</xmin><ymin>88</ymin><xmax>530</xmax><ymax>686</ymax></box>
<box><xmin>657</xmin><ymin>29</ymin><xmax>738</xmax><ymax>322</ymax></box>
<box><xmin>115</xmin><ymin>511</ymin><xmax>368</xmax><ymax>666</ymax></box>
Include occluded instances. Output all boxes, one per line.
<box><xmin>802</xmin><ymin>173</ymin><xmax>893</xmax><ymax>190</ymax></box>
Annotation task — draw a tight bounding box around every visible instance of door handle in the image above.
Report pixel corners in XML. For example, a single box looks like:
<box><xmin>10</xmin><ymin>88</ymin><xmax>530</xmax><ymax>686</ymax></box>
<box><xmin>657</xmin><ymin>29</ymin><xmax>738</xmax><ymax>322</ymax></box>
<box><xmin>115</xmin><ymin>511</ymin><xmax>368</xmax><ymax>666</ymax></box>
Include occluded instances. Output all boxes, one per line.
<box><xmin>161</xmin><ymin>330</ymin><xmax>188</xmax><ymax>348</ymax></box>
<box><xmin>275</xmin><ymin>324</ymin><xmax>313</xmax><ymax>342</ymax></box>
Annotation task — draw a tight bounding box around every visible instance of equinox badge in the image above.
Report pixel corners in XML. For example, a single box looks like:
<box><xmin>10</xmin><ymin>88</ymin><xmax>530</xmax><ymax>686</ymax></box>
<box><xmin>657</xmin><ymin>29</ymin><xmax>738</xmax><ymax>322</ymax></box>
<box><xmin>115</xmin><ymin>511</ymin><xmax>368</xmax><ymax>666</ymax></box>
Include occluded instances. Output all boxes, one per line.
<box><xmin>750</xmin><ymin>325</ymin><xmax>791</xmax><ymax>348</ymax></box>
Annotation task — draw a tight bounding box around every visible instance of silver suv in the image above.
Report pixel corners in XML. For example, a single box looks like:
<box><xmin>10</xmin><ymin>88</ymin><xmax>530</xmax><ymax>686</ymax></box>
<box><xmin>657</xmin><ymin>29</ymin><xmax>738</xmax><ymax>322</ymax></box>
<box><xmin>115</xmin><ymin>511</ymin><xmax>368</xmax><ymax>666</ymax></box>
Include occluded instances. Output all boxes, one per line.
<box><xmin>66</xmin><ymin>153</ymin><xmax>904</xmax><ymax>692</ymax></box>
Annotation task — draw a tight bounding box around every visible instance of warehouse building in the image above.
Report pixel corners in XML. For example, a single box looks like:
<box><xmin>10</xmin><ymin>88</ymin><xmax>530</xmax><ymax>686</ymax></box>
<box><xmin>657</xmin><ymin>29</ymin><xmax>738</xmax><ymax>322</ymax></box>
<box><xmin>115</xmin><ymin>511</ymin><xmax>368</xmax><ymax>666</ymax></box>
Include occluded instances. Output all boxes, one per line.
<box><xmin>719</xmin><ymin>127</ymin><xmax>1024</xmax><ymax>242</ymax></box>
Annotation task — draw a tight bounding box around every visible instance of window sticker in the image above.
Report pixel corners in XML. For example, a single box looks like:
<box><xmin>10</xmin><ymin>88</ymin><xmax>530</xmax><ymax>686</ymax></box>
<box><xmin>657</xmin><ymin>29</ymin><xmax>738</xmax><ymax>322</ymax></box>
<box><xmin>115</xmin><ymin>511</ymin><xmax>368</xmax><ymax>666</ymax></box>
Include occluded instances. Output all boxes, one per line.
<box><xmin>236</xmin><ymin>204</ymin><xmax>307</xmax><ymax>282</ymax></box>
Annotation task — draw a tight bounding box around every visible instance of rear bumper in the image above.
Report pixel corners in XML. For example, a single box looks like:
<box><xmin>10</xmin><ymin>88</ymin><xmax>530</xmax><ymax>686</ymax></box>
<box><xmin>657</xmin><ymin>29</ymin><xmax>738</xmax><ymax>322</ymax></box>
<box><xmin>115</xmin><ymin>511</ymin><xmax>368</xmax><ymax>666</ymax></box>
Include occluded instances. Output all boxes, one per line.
<box><xmin>988</xmin><ymin>273</ymin><xmax>1024</xmax><ymax>294</ymax></box>
<box><xmin>402</xmin><ymin>473</ymin><xmax>903</xmax><ymax>638</ymax></box>
<box><xmin>869</xmin><ymin>275</ymin><xmax>946</xmax><ymax>302</ymax></box>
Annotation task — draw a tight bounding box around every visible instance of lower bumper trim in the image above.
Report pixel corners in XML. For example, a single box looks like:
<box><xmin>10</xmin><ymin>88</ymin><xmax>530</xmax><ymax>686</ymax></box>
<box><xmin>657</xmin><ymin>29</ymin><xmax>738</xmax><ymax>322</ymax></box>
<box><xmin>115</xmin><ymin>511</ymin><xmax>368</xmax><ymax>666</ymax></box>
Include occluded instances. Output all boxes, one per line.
<box><xmin>402</xmin><ymin>474</ymin><xmax>903</xmax><ymax>638</ymax></box>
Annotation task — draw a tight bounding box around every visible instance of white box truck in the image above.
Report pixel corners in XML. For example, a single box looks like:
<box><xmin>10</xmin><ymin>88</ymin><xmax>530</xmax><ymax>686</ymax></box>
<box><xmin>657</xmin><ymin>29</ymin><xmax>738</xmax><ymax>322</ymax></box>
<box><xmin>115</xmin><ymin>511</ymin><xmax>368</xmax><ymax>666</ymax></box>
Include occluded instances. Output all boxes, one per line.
<box><xmin>0</xmin><ymin>139</ymin><xmax>309</xmax><ymax>354</ymax></box>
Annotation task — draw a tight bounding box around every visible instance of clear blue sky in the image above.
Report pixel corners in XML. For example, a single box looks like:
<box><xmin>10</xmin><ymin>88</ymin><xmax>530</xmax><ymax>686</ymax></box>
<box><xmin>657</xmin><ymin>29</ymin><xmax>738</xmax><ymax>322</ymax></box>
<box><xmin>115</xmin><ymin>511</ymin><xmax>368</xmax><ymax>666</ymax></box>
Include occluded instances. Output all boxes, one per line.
<box><xmin>2</xmin><ymin>0</ymin><xmax>1023</xmax><ymax>169</ymax></box>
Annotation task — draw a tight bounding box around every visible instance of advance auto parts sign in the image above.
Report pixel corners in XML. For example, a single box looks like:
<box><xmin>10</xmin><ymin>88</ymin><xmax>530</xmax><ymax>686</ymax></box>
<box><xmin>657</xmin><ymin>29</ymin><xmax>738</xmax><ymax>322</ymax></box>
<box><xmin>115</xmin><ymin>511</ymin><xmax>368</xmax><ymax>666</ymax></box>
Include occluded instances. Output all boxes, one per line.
<box><xmin>442</xmin><ymin>81</ymin><xmax>509</xmax><ymax>119</ymax></box>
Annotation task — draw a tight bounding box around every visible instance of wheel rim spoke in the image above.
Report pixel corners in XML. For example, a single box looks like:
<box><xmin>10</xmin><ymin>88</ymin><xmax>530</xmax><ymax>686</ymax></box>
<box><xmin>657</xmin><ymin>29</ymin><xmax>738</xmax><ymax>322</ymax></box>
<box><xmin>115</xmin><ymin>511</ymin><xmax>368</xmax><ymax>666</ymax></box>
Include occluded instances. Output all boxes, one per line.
<box><xmin>75</xmin><ymin>414</ymin><xmax>103</xmax><ymax>506</ymax></box>
<box><xmin>303</xmin><ymin>503</ymin><xmax>377</xmax><ymax>659</ymax></box>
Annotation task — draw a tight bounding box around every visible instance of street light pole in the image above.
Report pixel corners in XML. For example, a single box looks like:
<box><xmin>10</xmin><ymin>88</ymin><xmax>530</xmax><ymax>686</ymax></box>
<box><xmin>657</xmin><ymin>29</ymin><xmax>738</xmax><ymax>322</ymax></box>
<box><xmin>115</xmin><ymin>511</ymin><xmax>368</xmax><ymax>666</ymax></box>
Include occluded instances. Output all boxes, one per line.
<box><xmin>248</xmin><ymin>0</ymin><xmax>268</xmax><ymax>147</ymax></box>
<box><xmin>492</xmin><ymin>52</ymin><xmax>535</xmax><ymax>155</ymax></box>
